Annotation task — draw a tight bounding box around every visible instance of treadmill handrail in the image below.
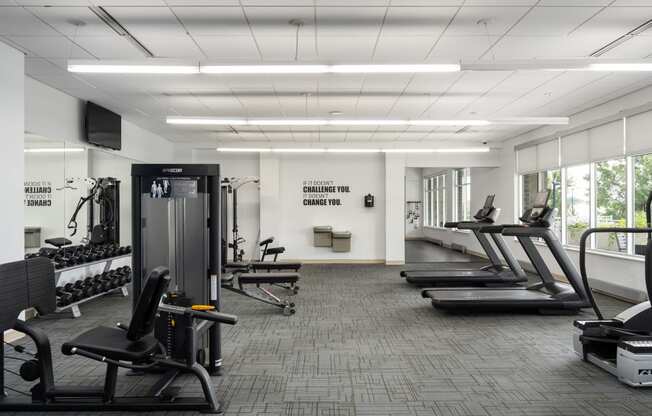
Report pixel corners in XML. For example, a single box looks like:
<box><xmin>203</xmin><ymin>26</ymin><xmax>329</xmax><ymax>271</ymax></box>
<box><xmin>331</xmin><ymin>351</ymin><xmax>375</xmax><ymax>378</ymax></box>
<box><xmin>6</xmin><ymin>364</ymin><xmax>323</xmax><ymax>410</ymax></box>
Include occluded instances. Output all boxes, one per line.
<box><xmin>579</xmin><ymin>227</ymin><xmax>652</xmax><ymax>320</ymax></box>
<box><xmin>479</xmin><ymin>224</ymin><xmax>522</xmax><ymax>233</ymax></box>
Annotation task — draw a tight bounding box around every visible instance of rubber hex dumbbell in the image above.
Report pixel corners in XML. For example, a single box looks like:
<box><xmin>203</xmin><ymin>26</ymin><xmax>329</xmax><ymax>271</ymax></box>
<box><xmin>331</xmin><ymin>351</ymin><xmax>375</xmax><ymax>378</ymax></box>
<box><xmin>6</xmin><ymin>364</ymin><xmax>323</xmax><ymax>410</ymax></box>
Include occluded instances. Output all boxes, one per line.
<box><xmin>92</xmin><ymin>274</ymin><xmax>111</xmax><ymax>293</ymax></box>
<box><xmin>55</xmin><ymin>287</ymin><xmax>73</xmax><ymax>307</ymax></box>
<box><xmin>100</xmin><ymin>272</ymin><xmax>119</xmax><ymax>289</ymax></box>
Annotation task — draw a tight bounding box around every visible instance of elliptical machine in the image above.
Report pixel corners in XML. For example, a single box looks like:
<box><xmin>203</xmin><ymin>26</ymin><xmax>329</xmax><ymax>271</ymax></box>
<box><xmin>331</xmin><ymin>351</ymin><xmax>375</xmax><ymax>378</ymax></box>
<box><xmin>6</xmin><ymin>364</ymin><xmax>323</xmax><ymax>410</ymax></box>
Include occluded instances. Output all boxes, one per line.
<box><xmin>573</xmin><ymin>191</ymin><xmax>652</xmax><ymax>386</ymax></box>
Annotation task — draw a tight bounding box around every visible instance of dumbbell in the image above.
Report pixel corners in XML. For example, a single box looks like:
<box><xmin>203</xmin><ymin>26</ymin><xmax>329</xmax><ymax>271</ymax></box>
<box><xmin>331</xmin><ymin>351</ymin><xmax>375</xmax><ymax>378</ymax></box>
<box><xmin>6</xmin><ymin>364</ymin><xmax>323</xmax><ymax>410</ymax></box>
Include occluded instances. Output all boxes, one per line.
<box><xmin>62</xmin><ymin>283</ymin><xmax>83</xmax><ymax>301</ymax></box>
<box><xmin>73</xmin><ymin>279</ymin><xmax>94</xmax><ymax>298</ymax></box>
<box><xmin>100</xmin><ymin>272</ymin><xmax>119</xmax><ymax>289</ymax></box>
<box><xmin>92</xmin><ymin>274</ymin><xmax>110</xmax><ymax>293</ymax></box>
<box><xmin>55</xmin><ymin>287</ymin><xmax>73</xmax><ymax>307</ymax></box>
<box><xmin>85</xmin><ymin>276</ymin><xmax>102</xmax><ymax>294</ymax></box>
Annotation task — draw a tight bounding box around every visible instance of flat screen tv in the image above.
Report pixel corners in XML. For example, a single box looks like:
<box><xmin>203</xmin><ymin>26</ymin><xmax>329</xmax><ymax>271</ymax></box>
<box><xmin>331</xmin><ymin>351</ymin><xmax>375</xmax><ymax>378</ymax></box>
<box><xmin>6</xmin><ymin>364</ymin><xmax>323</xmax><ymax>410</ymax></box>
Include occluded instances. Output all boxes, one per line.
<box><xmin>85</xmin><ymin>102</ymin><xmax>121</xmax><ymax>150</ymax></box>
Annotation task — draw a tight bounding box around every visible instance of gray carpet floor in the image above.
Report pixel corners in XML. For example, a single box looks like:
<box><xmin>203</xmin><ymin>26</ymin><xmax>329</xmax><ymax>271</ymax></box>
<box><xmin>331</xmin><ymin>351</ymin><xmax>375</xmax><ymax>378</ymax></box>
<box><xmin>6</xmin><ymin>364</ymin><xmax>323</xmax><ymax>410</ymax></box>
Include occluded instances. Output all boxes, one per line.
<box><xmin>3</xmin><ymin>262</ymin><xmax>651</xmax><ymax>416</ymax></box>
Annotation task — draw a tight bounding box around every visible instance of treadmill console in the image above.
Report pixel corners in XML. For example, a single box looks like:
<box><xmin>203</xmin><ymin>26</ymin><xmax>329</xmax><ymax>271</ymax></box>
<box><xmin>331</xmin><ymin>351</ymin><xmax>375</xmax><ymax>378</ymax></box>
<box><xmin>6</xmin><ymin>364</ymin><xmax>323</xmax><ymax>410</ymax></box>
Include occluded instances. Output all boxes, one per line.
<box><xmin>473</xmin><ymin>195</ymin><xmax>498</xmax><ymax>223</ymax></box>
<box><xmin>520</xmin><ymin>191</ymin><xmax>554</xmax><ymax>227</ymax></box>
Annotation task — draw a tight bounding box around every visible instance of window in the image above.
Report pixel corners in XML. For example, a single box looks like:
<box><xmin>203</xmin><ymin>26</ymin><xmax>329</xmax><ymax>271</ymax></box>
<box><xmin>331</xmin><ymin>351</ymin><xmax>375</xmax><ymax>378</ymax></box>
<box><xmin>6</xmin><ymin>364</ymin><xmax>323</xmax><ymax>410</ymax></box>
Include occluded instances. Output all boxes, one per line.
<box><xmin>634</xmin><ymin>153</ymin><xmax>652</xmax><ymax>255</ymax></box>
<box><xmin>595</xmin><ymin>159</ymin><xmax>627</xmax><ymax>252</ymax></box>
<box><xmin>423</xmin><ymin>174</ymin><xmax>446</xmax><ymax>228</ymax></box>
<box><xmin>544</xmin><ymin>170</ymin><xmax>562</xmax><ymax>238</ymax></box>
<box><xmin>521</xmin><ymin>172</ymin><xmax>538</xmax><ymax>214</ymax></box>
<box><xmin>423</xmin><ymin>177</ymin><xmax>434</xmax><ymax>227</ymax></box>
<box><xmin>565</xmin><ymin>164</ymin><xmax>591</xmax><ymax>246</ymax></box>
<box><xmin>436</xmin><ymin>174</ymin><xmax>447</xmax><ymax>227</ymax></box>
<box><xmin>454</xmin><ymin>168</ymin><xmax>471</xmax><ymax>221</ymax></box>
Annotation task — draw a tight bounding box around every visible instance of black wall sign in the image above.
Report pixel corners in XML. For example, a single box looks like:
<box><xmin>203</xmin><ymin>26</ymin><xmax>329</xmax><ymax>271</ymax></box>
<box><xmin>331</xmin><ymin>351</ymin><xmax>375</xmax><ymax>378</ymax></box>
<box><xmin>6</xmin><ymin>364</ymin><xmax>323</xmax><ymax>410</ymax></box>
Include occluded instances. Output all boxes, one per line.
<box><xmin>24</xmin><ymin>180</ymin><xmax>52</xmax><ymax>207</ymax></box>
<box><xmin>302</xmin><ymin>179</ymin><xmax>351</xmax><ymax>207</ymax></box>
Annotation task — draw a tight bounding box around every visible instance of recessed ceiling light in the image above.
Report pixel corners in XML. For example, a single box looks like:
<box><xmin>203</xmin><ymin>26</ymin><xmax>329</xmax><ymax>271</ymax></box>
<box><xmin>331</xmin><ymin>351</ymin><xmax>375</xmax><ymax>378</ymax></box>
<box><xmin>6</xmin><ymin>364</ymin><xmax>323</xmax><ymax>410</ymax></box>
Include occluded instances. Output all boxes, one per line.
<box><xmin>329</xmin><ymin>111</ymin><xmax>343</xmax><ymax>116</ymax></box>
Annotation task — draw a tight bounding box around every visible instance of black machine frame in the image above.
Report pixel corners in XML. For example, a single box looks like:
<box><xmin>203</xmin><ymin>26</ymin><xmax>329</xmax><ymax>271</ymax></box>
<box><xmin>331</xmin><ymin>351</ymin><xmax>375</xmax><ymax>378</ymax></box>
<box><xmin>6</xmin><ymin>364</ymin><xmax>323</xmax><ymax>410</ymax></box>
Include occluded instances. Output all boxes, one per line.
<box><xmin>66</xmin><ymin>177</ymin><xmax>120</xmax><ymax>245</ymax></box>
<box><xmin>0</xmin><ymin>259</ymin><xmax>236</xmax><ymax>413</ymax></box>
<box><xmin>131</xmin><ymin>164</ymin><xmax>223</xmax><ymax>375</ymax></box>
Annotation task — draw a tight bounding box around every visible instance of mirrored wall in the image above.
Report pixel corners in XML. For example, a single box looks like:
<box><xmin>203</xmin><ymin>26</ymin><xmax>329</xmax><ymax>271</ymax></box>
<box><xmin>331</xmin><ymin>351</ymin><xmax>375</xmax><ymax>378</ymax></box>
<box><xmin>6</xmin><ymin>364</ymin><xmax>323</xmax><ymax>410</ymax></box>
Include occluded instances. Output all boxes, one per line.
<box><xmin>24</xmin><ymin>134</ymin><xmax>137</xmax><ymax>253</ymax></box>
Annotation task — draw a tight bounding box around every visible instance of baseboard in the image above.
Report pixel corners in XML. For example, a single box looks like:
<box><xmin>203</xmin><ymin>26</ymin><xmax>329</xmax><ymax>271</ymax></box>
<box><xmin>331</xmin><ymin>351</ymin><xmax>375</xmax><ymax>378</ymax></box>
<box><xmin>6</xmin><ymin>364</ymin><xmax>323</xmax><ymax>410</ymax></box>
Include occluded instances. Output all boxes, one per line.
<box><xmin>288</xmin><ymin>259</ymin><xmax>386</xmax><ymax>265</ymax></box>
<box><xmin>385</xmin><ymin>260</ymin><xmax>405</xmax><ymax>265</ymax></box>
<box><xmin>3</xmin><ymin>329</ymin><xmax>24</xmax><ymax>343</ymax></box>
<box><xmin>589</xmin><ymin>278</ymin><xmax>647</xmax><ymax>304</ymax></box>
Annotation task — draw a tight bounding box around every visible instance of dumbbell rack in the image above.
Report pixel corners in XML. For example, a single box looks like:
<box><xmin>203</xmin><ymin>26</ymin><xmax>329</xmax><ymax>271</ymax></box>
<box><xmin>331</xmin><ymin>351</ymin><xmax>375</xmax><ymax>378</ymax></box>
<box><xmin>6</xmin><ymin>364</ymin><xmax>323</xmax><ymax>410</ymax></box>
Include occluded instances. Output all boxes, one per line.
<box><xmin>54</xmin><ymin>253</ymin><xmax>131</xmax><ymax>318</ymax></box>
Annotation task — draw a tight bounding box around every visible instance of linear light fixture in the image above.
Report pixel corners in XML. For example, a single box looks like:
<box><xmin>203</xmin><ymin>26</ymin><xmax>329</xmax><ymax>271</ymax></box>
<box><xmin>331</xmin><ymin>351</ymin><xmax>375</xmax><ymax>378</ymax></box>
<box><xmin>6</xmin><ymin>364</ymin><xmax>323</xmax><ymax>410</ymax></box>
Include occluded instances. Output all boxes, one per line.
<box><xmin>216</xmin><ymin>147</ymin><xmax>490</xmax><ymax>153</ymax></box>
<box><xmin>68</xmin><ymin>59</ymin><xmax>652</xmax><ymax>75</ymax></box>
<box><xmin>68</xmin><ymin>63</ymin><xmax>199</xmax><ymax>74</ymax></box>
<box><xmin>168</xmin><ymin>117</ymin><xmax>567</xmax><ymax>126</ymax></box>
<box><xmin>382</xmin><ymin>148</ymin><xmax>490</xmax><ymax>153</ymax></box>
<box><xmin>201</xmin><ymin>63</ymin><xmax>461</xmax><ymax>74</ymax></box>
<box><xmin>588</xmin><ymin>63</ymin><xmax>652</xmax><ymax>72</ymax></box>
<box><xmin>24</xmin><ymin>148</ymin><xmax>85</xmax><ymax>153</ymax></box>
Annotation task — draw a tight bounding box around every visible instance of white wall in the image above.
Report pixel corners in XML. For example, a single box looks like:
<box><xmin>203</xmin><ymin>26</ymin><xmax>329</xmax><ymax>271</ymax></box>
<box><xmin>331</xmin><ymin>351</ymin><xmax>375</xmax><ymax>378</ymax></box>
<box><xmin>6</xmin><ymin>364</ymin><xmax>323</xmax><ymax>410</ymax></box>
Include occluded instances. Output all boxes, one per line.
<box><xmin>25</xmin><ymin>77</ymin><xmax>175</xmax><ymax>163</ymax></box>
<box><xmin>261</xmin><ymin>153</ymin><xmax>386</xmax><ymax>262</ymax></box>
<box><xmin>0</xmin><ymin>42</ymin><xmax>24</xmax><ymax>262</ymax></box>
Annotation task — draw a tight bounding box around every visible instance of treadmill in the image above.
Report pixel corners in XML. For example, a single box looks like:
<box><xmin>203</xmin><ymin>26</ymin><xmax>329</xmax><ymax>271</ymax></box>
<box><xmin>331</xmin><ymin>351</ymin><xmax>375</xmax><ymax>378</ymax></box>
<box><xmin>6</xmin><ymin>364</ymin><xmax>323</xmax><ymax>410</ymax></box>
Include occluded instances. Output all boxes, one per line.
<box><xmin>421</xmin><ymin>191</ymin><xmax>592</xmax><ymax>314</ymax></box>
<box><xmin>401</xmin><ymin>195</ymin><xmax>528</xmax><ymax>287</ymax></box>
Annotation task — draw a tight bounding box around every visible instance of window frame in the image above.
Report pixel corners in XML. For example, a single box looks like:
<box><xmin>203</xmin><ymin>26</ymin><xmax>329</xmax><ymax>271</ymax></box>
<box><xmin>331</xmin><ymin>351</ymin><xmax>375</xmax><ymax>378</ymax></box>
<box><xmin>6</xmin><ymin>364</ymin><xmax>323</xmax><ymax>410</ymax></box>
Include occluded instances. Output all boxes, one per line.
<box><xmin>453</xmin><ymin>168</ymin><xmax>471</xmax><ymax>222</ymax></box>
<box><xmin>517</xmin><ymin>152</ymin><xmax>652</xmax><ymax>258</ymax></box>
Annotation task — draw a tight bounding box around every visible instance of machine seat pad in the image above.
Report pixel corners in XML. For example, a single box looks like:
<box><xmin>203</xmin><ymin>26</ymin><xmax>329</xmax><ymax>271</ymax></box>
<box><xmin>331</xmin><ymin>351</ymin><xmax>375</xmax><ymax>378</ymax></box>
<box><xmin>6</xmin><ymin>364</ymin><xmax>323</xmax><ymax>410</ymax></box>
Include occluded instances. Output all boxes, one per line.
<box><xmin>259</xmin><ymin>237</ymin><xmax>274</xmax><ymax>246</ymax></box>
<box><xmin>251</xmin><ymin>261</ymin><xmax>302</xmax><ymax>271</ymax></box>
<box><xmin>239</xmin><ymin>272</ymin><xmax>299</xmax><ymax>285</ymax></box>
<box><xmin>265</xmin><ymin>247</ymin><xmax>286</xmax><ymax>255</ymax></box>
<box><xmin>225</xmin><ymin>262</ymin><xmax>250</xmax><ymax>271</ymax></box>
<box><xmin>62</xmin><ymin>326</ymin><xmax>160</xmax><ymax>362</ymax></box>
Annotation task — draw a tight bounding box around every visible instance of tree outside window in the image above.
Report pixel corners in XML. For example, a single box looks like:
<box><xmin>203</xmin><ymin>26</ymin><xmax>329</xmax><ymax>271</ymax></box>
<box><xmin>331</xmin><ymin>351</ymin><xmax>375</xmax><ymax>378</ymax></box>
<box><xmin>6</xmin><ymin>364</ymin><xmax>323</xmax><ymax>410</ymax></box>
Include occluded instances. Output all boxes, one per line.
<box><xmin>566</xmin><ymin>164</ymin><xmax>591</xmax><ymax>246</ymax></box>
<box><xmin>544</xmin><ymin>170</ymin><xmax>562</xmax><ymax>238</ymax></box>
<box><xmin>594</xmin><ymin>159</ymin><xmax>627</xmax><ymax>252</ymax></box>
<box><xmin>634</xmin><ymin>154</ymin><xmax>652</xmax><ymax>254</ymax></box>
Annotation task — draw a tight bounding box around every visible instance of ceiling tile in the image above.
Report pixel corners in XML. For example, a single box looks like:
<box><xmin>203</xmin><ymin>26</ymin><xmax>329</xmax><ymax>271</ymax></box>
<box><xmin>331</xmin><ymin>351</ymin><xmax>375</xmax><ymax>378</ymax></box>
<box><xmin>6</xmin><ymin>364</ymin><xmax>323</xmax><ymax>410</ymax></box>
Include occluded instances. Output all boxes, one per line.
<box><xmin>137</xmin><ymin>35</ymin><xmax>203</xmax><ymax>58</ymax></box>
<box><xmin>382</xmin><ymin>6</ymin><xmax>457</xmax><ymax>37</ymax></box>
<box><xmin>491</xmin><ymin>35</ymin><xmax>605</xmax><ymax>59</ymax></box>
<box><xmin>316</xmin><ymin>6</ymin><xmax>386</xmax><ymax>37</ymax></box>
<box><xmin>445</xmin><ymin>6</ymin><xmax>531</xmax><ymax>36</ymax></box>
<box><xmin>26</xmin><ymin>7</ymin><xmax>115</xmax><ymax>37</ymax></box>
<box><xmin>316</xmin><ymin>36</ymin><xmax>377</xmax><ymax>60</ymax></box>
<box><xmin>509</xmin><ymin>6</ymin><xmax>601</xmax><ymax>36</ymax></box>
<box><xmin>104</xmin><ymin>7</ymin><xmax>187</xmax><ymax>37</ymax></box>
<box><xmin>8</xmin><ymin>36</ymin><xmax>94</xmax><ymax>58</ymax></box>
<box><xmin>194</xmin><ymin>35</ymin><xmax>260</xmax><ymax>59</ymax></box>
<box><xmin>571</xmin><ymin>6</ymin><xmax>652</xmax><ymax>40</ymax></box>
<box><xmin>373</xmin><ymin>36</ymin><xmax>435</xmax><ymax>60</ymax></box>
<box><xmin>428</xmin><ymin>35</ymin><xmax>499</xmax><ymax>60</ymax></box>
<box><xmin>0</xmin><ymin>7</ymin><xmax>59</xmax><ymax>36</ymax></box>
<box><xmin>75</xmin><ymin>36</ymin><xmax>145</xmax><ymax>59</ymax></box>
<box><xmin>172</xmin><ymin>7</ymin><xmax>250</xmax><ymax>36</ymax></box>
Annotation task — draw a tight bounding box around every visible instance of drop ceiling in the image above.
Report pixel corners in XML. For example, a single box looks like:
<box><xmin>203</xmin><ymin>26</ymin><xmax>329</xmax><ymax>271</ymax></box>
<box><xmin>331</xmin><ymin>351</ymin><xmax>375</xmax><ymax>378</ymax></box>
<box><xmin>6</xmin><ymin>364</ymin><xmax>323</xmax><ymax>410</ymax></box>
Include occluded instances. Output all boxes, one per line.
<box><xmin>2</xmin><ymin>0</ymin><xmax>652</xmax><ymax>146</ymax></box>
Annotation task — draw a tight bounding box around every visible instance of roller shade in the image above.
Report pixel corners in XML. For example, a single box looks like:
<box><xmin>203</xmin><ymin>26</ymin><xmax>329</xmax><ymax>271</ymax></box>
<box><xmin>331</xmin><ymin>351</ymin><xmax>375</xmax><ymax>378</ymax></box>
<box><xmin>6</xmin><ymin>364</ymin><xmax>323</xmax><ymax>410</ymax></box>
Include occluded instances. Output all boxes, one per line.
<box><xmin>536</xmin><ymin>139</ymin><xmax>559</xmax><ymax>171</ymax></box>
<box><xmin>589</xmin><ymin>120</ymin><xmax>624</xmax><ymax>161</ymax></box>
<box><xmin>627</xmin><ymin>110</ymin><xmax>652</xmax><ymax>154</ymax></box>
<box><xmin>561</xmin><ymin>130</ymin><xmax>589</xmax><ymax>166</ymax></box>
<box><xmin>517</xmin><ymin>146</ymin><xmax>537</xmax><ymax>174</ymax></box>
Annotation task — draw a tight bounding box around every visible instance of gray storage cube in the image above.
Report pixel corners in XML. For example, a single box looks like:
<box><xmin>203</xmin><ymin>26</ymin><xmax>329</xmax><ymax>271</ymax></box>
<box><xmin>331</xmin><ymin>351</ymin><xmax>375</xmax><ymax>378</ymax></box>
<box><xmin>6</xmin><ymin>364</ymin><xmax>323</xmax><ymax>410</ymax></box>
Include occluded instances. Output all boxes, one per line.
<box><xmin>24</xmin><ymin>227</ymin><xmax>41</xmax><ymax>249</ymax></box>
<box><xmin>313</xmin><ymin>226</ymin><xmax>333</xmax><ymax>247</ymax></box>
<box><xmin>332</xmin><ymin>231</ymin><xmax>351</xmax><ymax>253</ymax></box>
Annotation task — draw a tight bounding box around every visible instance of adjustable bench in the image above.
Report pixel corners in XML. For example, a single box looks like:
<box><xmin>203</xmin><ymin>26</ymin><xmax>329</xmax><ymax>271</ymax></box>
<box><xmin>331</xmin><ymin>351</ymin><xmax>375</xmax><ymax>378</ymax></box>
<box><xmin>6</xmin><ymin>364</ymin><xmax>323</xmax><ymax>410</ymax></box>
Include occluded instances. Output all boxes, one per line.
<box><xmin>222</xmin><ymin>271</ymin><xmax>300</xmax><ymax>316</ymax></box>
<box><xmin>250</xmin><ymin>261</ymin><xmax>302</xmax><ymax>272</ymax></box>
